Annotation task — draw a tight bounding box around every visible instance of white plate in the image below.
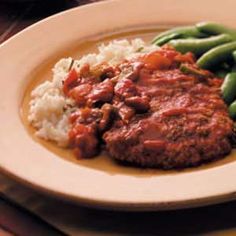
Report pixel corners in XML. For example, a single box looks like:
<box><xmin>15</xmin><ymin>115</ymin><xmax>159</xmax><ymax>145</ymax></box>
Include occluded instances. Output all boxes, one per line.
<box><xmin>1</xmin><ymin>0</ymin><xmax>236</xmax><ymax>211</ymax></box>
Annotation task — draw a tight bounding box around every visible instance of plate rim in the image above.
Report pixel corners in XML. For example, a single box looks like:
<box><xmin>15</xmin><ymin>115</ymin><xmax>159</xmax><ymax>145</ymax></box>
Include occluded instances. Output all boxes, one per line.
<box><xmin>1</xmin><ymin>0</ymin><xmax>236</xmax><ymax>211</ymax></box>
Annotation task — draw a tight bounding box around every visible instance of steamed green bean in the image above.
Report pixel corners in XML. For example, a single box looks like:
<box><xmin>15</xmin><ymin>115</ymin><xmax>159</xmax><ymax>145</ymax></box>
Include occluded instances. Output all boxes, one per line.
<box><xmin>151</xmin><ymin>26</ymin><xmax>206</xmax><ymax>44</ymax></box>
<box><xmin>168</xmin><ymin>34</ymin><xmax>232</xmax><ymax>56</ymax></box>
<box><xmin>196</xmin><ymin>22</ymin><xmax>236</xmax><ymax>39</ymax></box>
<box><xmin>153</xmin><ymin>32</ymin><xmax>180</xmax><ymax>46</ymax></box>
<box><xmin>221</xmin><ymin>73</ymin><xmax>236</xmax><ymax>104</ymax></box>
<box><xmin>197</xmin><ymin>41</ymin><xmax>236</xmax><ymax>69</ymax></box>
<box><xmin>229</xmin><ymin>101</ymin><xmax>236</xmax><ymax>120</ymax></box>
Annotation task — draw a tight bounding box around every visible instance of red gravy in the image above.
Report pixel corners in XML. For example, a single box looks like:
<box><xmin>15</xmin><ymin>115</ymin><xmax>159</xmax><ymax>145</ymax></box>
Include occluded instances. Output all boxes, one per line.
<box><xmin>62</xmin><ymin>46</ymin><xmax>233</xmax><ymax>169</ymax></box>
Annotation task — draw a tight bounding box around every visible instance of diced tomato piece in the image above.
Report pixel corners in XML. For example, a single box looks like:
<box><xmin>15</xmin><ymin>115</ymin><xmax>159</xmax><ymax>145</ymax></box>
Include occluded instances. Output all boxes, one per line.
<box><xmin>141</xmin><ymin>51</ymin><xmax>172</xmax><ymax>70</ymax></box>
<box><xmin>68</xmin><ymin>124</ymin><xmax>98</xmax><ymax>159</ymax></box>
<box><xmin>159</xmin><ymin>46</ymin><xmax>179</xmax><ymax>61</ymax></box>
<box><xmin>63</xmin><ymin>68</ymin><xmax>78</xmax><ymax>95</ymax></box>
<box><xmin>88</xmin><ymin>79</ymin><xmax>114</xmax><ymax>104</ymax></box>
<box><xmin>114</xmin><ymin>79</ymin><xmax>137</xmax><ymax>98</ymax></box>
<box><xmin>174</xmin><ymin>52</ymin><xmax>195</xmax><ymax>64</ymax></box>
<box><xmin>68</xmin><ymin>84</ymin><xmax>92</xmax><ymax>106</ymax></box>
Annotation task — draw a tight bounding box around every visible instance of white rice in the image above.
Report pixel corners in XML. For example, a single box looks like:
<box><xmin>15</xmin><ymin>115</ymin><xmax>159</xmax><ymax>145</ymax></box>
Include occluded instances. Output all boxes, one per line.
<box><xmin>28</xmin><ymin>39</ymin><xmax>158</xmax><ymax>147</ymax></box>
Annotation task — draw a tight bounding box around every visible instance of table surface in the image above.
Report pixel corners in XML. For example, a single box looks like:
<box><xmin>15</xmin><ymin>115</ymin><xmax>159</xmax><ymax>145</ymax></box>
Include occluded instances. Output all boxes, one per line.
<box><xmin>1</xmin><ymin>1</ymin><xmax>236</xmax><ymax>235</ymax></box>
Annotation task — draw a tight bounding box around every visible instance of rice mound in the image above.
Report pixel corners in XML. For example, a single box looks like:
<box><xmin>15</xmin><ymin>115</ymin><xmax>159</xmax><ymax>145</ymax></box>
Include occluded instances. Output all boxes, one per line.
<box><xmin>28</xmin><ymin>39</ymin><xmax>158</xmax><ymax>147</ymax></box>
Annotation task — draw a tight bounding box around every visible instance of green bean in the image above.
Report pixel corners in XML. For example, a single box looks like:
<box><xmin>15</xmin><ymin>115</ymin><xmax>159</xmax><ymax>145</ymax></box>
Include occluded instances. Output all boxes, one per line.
<box><xmin>153</xmin><ymin>32</ymin><xmax>180</xmax><ymax>46</ymax></box>
<box><xmin>196</xmin><ymin>22</ymin><xmax>236</xmax><ymax>39</ymax></box>
<box><xmin>229</xmin><ymin>101</ymin><xmax>236</xmax><ymax>120</ymax></box>
<box><xmin>221</xmin><ymin>73</ymin><xmax>236</xmax><ymax>104</ymax></box>
<box><xmin>180</xmin><ymin>64</ymin><xmax>208</xmax><ymax>78</ymax></box>
<box><xmin>168</xmin><ymin>34</ymin><xmax>232</xmax><ymax>56</ymax></box>
<box><xmin>232</xmin><ymin>50</ymin><xmax>236</xmax><ymax>62</ymax></box>
<box><xmin>151</xmin><ymin>26</ymin><xmax>206</xmax><ymax>44</ymax></box>
<box><xmin>197</xmin><ymin>41</ymin><xmax>236</xmax><ymax>69</ymax></box>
